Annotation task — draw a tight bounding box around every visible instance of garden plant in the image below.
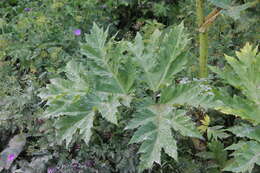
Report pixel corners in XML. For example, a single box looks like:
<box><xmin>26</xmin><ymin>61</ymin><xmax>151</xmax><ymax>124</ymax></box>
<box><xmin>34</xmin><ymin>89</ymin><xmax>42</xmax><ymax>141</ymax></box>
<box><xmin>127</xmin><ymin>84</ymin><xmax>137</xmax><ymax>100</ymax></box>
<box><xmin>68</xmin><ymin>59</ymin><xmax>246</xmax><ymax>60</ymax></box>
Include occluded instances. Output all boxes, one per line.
<box><xmin>0</xmin><ymin>0</ymin><xmax>259</xmax><ymax>173</ymax></box>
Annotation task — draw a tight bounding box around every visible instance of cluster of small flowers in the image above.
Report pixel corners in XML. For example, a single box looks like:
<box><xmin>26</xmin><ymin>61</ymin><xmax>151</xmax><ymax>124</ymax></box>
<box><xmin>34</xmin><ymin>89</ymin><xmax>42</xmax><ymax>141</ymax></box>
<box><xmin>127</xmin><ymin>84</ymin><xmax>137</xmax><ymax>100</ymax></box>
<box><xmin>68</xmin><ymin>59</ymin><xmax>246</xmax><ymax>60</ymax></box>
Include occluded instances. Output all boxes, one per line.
<box><xmin>179</xmin><ymin>77</ymin><xmax>210</xmax><ymax>84</ymax></box>
<box><xmin>199</xmin><ymin>84</ymin><xmax>214</xmax><ymax>96</ymax></box>
<box><xmin>47</xmin><ymin>167</ymin><xmax>57</xmax><ymax>173</ymax></box>
<box><xmin>179</xmin><ymin>77</ymin><xmax>191</xmax><ymax>84</ymax></box>
<box><xmin>24</xmin><ymin>8</ymin><xmax>31</xmax><ymax>12</ymax></box>
<box><xmin>192</xmin><ymin>78</ymin><xmax>208</xmax><ymax>82</ymax></box>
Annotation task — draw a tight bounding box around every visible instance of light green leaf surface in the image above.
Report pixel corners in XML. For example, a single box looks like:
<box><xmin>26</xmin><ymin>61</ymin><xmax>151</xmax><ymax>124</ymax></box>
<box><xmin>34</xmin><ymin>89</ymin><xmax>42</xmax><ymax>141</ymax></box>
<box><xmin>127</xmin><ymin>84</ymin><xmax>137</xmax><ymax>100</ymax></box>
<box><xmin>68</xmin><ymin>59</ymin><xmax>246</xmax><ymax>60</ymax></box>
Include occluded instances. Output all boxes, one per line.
<box><xmin>208</xmin><ymin>0</ymin><xmax>257</xmax><ymax>20</ymax></box>
<box><xmin>207</xmin><ymin>126</ymin><xmax>230</xmax><ymax>141</ymax></box>
<box><xmin>208</xmin><ymin>0</ymin><xmax>232</xmax><ymax>9</ymax></box>
<box><xmin>81</xmin><ymin>23</ymin><xmax>135</xmax><ymax>94</ymax></box>
<box><xmin>171</xmin><ymin>109</ymin><xmax>203</xmax><ymax>139</ymax></box>
<box><xmin>39</xmin><ymin>24</ymin><xmax>135</xmax><ymax>146</ymax></box>
<box><xmin>227</xmin><ymin>124</ymin><xmax>260</xmax><ymax>142</ymax></box>
<box><xmin>55</xmin><ymin>112</ymin><xmax>95</xmax><ymax>147</ymax></box>
<box><xmin>223</xmin><ymin>141</ymin><xmax>260</xmax><ymax>173</ymax></box>
<box><xmin>127</xmin><ymin>104</ymin><xmax>202</xmax><ymax>171</ymax></box>
<box><xmin>127</xmin><ymin>104</ymin><xmax>178</xmax><ymax>170</ymax></box>
<box><xmin>128</xmin><ymin>22</ymin><xmax>190</xmax><ymax>91</ymax></box>
<box><xmin>160</xmin><ymin>83</ymin><xmax>222</xmax><ymax>109</ymax></box>
<box><xmin>210</xmin><ymin>43</ymin><xmax>260</xmax><ymax>124</ymax></box>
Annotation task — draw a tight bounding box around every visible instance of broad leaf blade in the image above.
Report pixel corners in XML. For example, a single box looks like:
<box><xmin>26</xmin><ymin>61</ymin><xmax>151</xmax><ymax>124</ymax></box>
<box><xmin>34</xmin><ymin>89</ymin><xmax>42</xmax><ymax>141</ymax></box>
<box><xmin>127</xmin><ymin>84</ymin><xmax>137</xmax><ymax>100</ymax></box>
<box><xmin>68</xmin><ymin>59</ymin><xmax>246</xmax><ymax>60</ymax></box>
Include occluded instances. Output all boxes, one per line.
<box><xmin>39</xmin><ymin>60</ymin><xmax>124</xmax><ymax>146</ymax></box>
<box><xmin>210</xmin><ymin>43</ymin><xmax>260</xmax><ymax>124</ymax></box>
<box><xmin>55</xmin><ymin>112</ymin><xmax>95</xmax><ymax>147</ymax></box>
<box><xmin>208</xmin><ymin>0</ymin><xmax>257</xmax><ymax>20</ymax></box>
<box><xmin>160</xmin><ymin>83</ymin><xmax>221</xmax><ymax>109</ymax></box>
<box><xmin>227</xmin><ymin>124</ymin><xmax>260</xmax><ymax>142</ymax></box>
<box><xmin>81</xmin><ymin>24</ymin><xmax>135</xmax><ymax>94</ymax></box>
<box><xmin>127</xmin><ymin>104</ymin><xmax>178</xmax><ymax>171</ymax></box>
<box><xmin>171</xmin><ymin>109</ymin><xmax>203</xmax><ymax>139</ymax></box>
<box><xmin>127</xmin><ymin>103</ymin><xmax>203</xmax><ymax>171</ymax></box>
<box><xmin>128</xmin><ymin>23</ymin><xmax>190</xmax><ymax>91</ymax></box>
<box><xmin>224</xmin><ymin>141</ymin><xmax>260</xmax><ymax>173</ymax></box>
<box><xmin>208</xmin><ymin>0</ymin><xmax>232</xmax><ymax>9</ymax></box>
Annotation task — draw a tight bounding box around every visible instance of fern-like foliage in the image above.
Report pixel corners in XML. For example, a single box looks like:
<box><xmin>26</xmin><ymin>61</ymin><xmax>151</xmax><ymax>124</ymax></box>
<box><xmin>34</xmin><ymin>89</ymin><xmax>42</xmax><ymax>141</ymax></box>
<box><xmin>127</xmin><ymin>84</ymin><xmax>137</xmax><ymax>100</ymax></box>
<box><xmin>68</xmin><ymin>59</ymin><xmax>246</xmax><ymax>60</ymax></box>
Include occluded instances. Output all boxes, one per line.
<box><xmin>210</xmin><ymin>43</ymin><xmax>260</xmax><ymax>124</ymax></box>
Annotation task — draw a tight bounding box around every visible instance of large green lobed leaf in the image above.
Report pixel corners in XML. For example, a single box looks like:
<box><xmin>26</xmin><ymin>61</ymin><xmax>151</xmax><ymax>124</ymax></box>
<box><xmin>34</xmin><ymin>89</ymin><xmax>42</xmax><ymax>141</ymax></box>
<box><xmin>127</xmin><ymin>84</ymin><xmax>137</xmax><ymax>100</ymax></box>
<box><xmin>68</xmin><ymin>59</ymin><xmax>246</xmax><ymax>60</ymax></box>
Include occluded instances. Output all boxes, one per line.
<box><xmin>210</xmin><ymin>43</ymin><xmax>260</xmax><ymax>124</ymax></box>
<box><xmin>223</xmin><ymin>141</ymin><xmax>260</xmax><ymax>173</ymax></box>
<box><xmin>128</xmin><ymin>22</ymin><xmax>190</xmax><ymax>91</ymax></box>
<box><xmin>80</xmin><ymin>23</ymin><xmax>135</xmax><ymax>94</ymax></box>
<box><xmin>126</xmin><ymin>83</ymin><xmax>214</xmax><ymax>171</ymax></box>
<box><xmin>39</xmin><ymin>24</ymin><xmax>135</xmax><ymax>146</ymax></box>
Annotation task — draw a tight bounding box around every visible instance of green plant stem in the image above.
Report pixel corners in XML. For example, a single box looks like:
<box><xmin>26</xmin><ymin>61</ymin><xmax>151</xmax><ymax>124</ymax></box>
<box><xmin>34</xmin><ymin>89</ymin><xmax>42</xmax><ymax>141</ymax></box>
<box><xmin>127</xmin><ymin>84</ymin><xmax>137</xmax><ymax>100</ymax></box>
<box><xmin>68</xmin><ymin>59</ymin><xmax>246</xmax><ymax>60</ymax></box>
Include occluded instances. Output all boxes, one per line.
<box><xmin>196</xmin><ymin>0</ymin><xmax>208</xmax><ymax>78</ymax></box>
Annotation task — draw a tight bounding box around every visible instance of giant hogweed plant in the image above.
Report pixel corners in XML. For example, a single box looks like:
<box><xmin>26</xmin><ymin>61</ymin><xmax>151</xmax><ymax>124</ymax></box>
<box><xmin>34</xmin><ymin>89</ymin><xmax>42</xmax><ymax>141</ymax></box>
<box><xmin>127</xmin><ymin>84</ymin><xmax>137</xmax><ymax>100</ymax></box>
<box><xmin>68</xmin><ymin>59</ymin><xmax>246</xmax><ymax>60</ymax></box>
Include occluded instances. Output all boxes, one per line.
<box><xmin>210</xmin><ymin>44</ymin><xmax>260</xmax><ymax>173</ymax></box>
<box><xmin>39</xmin><ymin>23</ymin><xmax>220</xmax><ymax>171</ymax></box>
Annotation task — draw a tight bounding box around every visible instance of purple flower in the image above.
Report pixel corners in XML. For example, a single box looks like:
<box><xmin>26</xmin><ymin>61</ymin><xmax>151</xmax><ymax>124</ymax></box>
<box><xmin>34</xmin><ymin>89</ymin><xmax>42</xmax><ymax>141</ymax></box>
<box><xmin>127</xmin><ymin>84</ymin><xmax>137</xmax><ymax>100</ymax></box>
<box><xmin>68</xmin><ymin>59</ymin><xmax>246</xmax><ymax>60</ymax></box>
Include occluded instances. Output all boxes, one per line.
<box><xmin>7</xmin><ymin>154</ymin><xmax>15</xmax><ymax>161</ymax></box>
<box><xmin>100</xmin><ymin>5</ymin><xmax>107</xmax><ymax>9</ymax></box>
<box><xmin>72</xmin><ymin>162</ymin><xmax>80</xmax><ymax>170</ymax></box>
<box><xmin>73</xmin><ymin>29</ymin><xmax>81</xmax><ymax>36</ymax></box>
<box><xmin>85</xmin><ymin>160</ymin><xmax>94</xmax><ymax>167</ymax></box>
<box><xmin>24</xmin><ymin>8</ymin><xmax>31</xmax><ymax>12</ymax></box>
<box><xmin>47</xmin><ymin>168</ymin><xmax>56</xmax><ymax>173</ymax></box>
